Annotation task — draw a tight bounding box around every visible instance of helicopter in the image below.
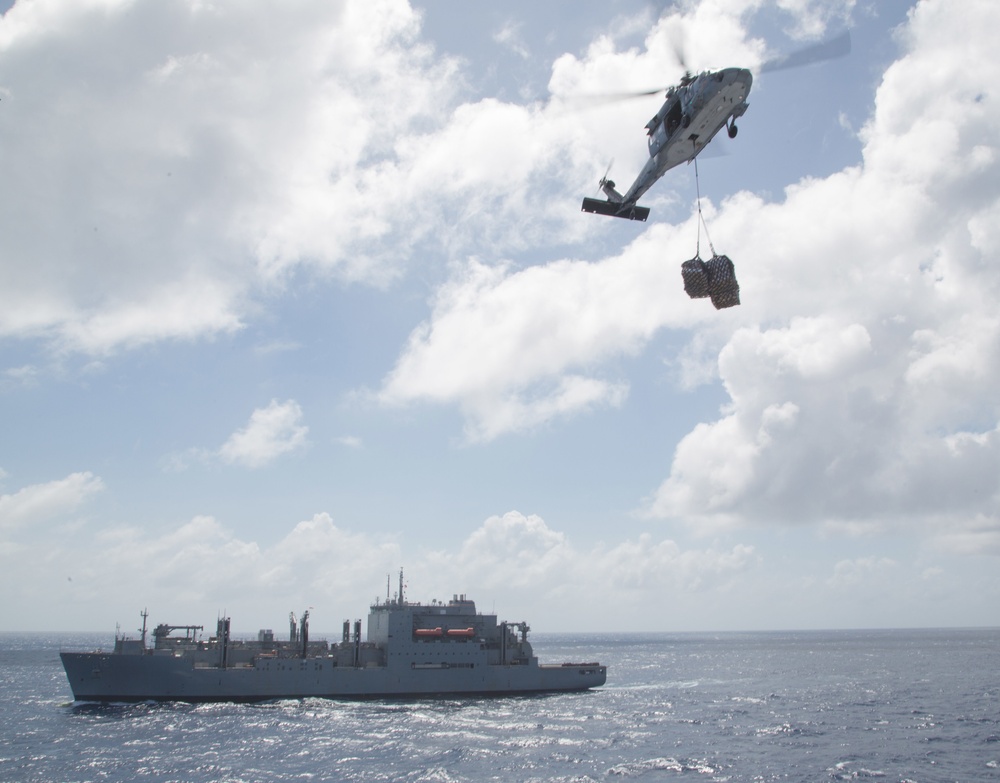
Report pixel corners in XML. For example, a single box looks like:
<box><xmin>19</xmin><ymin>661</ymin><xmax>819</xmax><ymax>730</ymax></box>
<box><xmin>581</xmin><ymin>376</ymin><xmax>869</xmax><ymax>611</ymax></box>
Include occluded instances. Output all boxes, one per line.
<box><xmin>580</xmin><ymin>31</ymin><xmax>851</xmax><ymax>222</ymax></box>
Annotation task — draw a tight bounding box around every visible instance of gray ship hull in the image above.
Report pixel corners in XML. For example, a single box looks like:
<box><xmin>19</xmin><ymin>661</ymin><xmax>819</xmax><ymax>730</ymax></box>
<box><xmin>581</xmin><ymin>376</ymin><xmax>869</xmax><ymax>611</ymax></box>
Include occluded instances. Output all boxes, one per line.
<box><xmin>60</xmin><ymin>582</ymin><xmax>606</xmax><ymax>703</ymax></box>
<box><xmin>61</xmin><ymin>651</ymin><xmax>605</xmax><ymax>702</ymax></box>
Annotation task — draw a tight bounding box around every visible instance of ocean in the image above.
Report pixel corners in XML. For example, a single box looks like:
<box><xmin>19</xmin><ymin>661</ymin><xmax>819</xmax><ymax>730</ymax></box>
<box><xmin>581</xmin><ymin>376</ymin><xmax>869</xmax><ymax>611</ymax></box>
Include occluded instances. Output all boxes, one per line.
<box><xmin>1</xmin><ymin>628</ymin><xmax>997</xmax><ymax>782</ymax></box>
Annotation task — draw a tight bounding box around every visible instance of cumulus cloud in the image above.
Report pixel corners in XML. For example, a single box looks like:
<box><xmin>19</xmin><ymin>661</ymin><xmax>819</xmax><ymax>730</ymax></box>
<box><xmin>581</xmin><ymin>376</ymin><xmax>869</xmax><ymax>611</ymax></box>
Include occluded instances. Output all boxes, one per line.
<box><xmin>926</xmin><ymin>513</ymin><xmax>1000</xmax><ymax>558</ymax></box>
<box><xmin>2</xmin><ymin>0</ymin><xmax>998</xmax><ymax>635</ymax></box>
<box><xmin>3</xmin><ymin>509</ymin><xmax>404</xmax><ymax>624</ymax></box>
<box><xmin>0</xmin><ymin>0</ymin><xmax>627</xmax><ymax>357</ymax></box>
<box><xmin>827</xmin><ymin>555</ymin><xmax>898</xmax><ymax>588</ymax></box>
<box><xmin>493</xmin><ymin>20</ymin><xmax>529</xmax><ymax>60</ymax></box>
<box><xmin>548</xmin><ymin>1</ymin><xmax>759</xmax><ymax>103</ymax></box>
<box><xmin>336</xmin><ymin>435</ymin><xmax>363</xmax><ymax>449</ymax></box>
<box><xmin>2</xmin><ymin>486</ymin><xmax>994</xmax><ymax>630</ymax></box>
<box><xmin>375</xmin><ymin>1</ymin><xmax>864</xmax><ymax>442</ymax></box>
<box><xmin>1</xmin><ymin>365</ymin><xmax>39</xmax><ymax>389</ymax></box>
<box><xmin>217</xmin><ymin>399</ymin><xmax>309</xmax><ymax>468</ymax></box>
<box><xmin>1</xmin><ymin>504</ymin><xmax>755</xmax><ymax>629</ymax></box>
<box><xmin>773</xmin><ymin>0</ymin><xmax>855</xmax><ymax>39</ymax></box>
<box><xmin>379</xmin><ymin>0</ymin><xmax>1000</xmax><ymax>547</ymax></box>
<box><xmin>421</xmin><ymin>510</ymin><xmax>757</xmax><ymax>617</ymax></box>
<box><xmin>0</xmin><ymin>0</ymin><xmax>456</xmax><ymax>353</ymax></box>
<box><xmin>90</xmin><ymin>512</ymin><xmax>401</xmax><ymax>608</ymax></box>
<box><xmin>378</xmin><ymin>232</ymin><xmax>696</xmax><ymax>441</ymax></box>
<box><xmin>644</xmin><ymin>0</ymin><xmax>1000</xmax><ymax>537</ymax></box>
<box><xmin>0</xmin><ymin>472</ymin><xmax>105</xmax><ymax>532</ymax></box>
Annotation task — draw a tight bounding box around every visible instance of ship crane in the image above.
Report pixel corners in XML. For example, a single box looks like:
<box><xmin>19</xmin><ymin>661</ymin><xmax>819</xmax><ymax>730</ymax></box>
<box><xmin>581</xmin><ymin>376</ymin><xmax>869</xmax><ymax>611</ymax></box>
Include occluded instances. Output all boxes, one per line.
<box><xmin>299</xmin><ymin>609</ymin><xmax>310</xmax><ymax>658</ymax></box>
<box><xmin>514</xmin><ymin>622</ymin><xmax>530</xmax><ymax>643</ymax></box>
<box><xmin>152</xmin><ymin>623</ymin><xmax>204</xmax><ymax>642</ymax></box>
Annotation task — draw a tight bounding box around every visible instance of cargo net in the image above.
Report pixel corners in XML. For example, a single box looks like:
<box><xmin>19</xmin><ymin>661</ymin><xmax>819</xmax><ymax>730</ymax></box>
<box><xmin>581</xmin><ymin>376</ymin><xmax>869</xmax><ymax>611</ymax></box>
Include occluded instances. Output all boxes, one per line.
<box><xmin>683</xmin><ymin>157</ymin><xmax>740</xmax><ymax>309</ymax></box>
<box><xmin>682</xmin><ymin>254</ymin><xmax>740</xmax><ymax>309</ymax></box>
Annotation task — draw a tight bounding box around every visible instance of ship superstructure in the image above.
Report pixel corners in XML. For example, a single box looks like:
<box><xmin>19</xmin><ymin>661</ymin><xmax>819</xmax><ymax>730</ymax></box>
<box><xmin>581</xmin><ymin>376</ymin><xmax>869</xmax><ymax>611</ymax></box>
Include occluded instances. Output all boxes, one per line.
<box><xmin>61</xmin><ymin>573</ymin><xmax>606</xmax><ymax>702</ymax></box>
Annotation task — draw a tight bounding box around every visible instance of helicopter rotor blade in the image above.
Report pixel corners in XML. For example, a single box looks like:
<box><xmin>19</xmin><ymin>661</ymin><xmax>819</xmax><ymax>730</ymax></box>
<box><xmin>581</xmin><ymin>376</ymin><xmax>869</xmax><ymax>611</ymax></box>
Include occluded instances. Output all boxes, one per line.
<box><xmin>760</xmin><ymin>30</ymin><xmax>851</xmax><ymax>73</ymax></box>
<box><xmin>600</xmin><ymin>159</ymin><xmax>615</xmax><ymax>183</ymax></box>
<box><xmin>669</xmin><ymin>28</ymin><xmax>696</xmax><ymax>85</ymax></box>
<box><xmin>596</xmin><ymin>159</ymin><xmax>615</xmax><ymax>195</ymax></box>
<box><xmin>557</xmin><ymin>30</ymin><xmax>849</xmax><ymax>109</ymax></box>
<box><xmin>667</xmin><ymin>25</ymin><xmax>689</xmax><ymax>75</ymax></box>
<box><xmin>557</xmin><ymin>86</ymin><xmax>667</xmax><ymax>110</ymax></box>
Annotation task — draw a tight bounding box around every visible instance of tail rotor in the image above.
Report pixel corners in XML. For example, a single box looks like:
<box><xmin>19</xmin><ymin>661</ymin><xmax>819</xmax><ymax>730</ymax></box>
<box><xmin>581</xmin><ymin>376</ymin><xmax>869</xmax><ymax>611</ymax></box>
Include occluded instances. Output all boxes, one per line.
<box><xmin>597</xmin><ymin>159</ymin><xmax>615</xmax><ymax>194</ymax></box>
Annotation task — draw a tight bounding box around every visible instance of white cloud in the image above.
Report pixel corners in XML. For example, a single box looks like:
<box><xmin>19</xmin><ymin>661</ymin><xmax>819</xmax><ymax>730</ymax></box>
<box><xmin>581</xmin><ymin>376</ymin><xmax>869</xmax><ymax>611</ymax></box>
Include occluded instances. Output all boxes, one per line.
<box><xmin>378</xmin><ymin>233</ymin><xmax>696</xmax><ymax>441</ymax></box>
<box><xmin>336</xmin><ymin>435</ymin><xmax>363</xmax><ymax>449</ymax></box>
<box><xmin>0</xmin><ymin>472</ymin><xmax>105</xmax><ymax>532</ymax></box>
<box><xmin>58</xmin><ymin>275</ymin><xmax>246</xmax><ymax>355</ymax></box>
<box><xmin>0</xmin><ymin>0</ymin><xmax>464</xmax><ymax>354</ymax></box>
<box><xmin>2</xmin><ymin>495</ymin><xmax>995</xmax><ymax>630</ymax></box>
<box><xmin>493</xmin><ymin>20</ymin><xmax>529</xmax><ymax>60</ymax></box>
<box><xmin>1</xmin><ymin>506</ymin><xmax>756</xmax><ymax>629</ymax></box>
<box><xmin>430</xmin><ymin>511</ymin><xmax>573</xmax><ymax>590</ymax></box>
<box><xmin>373</xmin><ymin>0</ymin><xmax>1000</xmax><ymax>547</ymax></box>
<box><xmin>2</xmin><ymin>0</ymin><xmax>999</xmax><ymax>639</ymax></box>
<box><xmin>926</xmin><ymin>513</ymin><xmax>1000</xmax><ymax>557</ymax></box>
<box><xmin>374</xmin><ymin>0</ymin><xmax>871</xmax><ymax>442</ymax></box>
<box><xmin>549</xmin><ymin>3</ymin><xmax>760</xmax><ymax>102</ymax></box>
<box><xmin>827</xmin><ymin>556</ymin><xmax>898</xmax><ymax>588</ymax></box>
<box><xmin>773</xmin><ymin>0</ymin><xmax>855</xmax><ymax>39</ymax></box>
<box><xmin>1</xmin><ymin>365</ymin><xmax>39</xmax><ymax>388</ymax></box>
<box><xmin>253</xmin><ymin>339</ymin><xmax>301</xmax><ymax>357</ymax></box>
<box><xmin>218</xmin><ymin>399</ymin><xmax>309</xmax><ymax>468</ymax></box>
<box><xmin>95</xmin><ymin>515</ymin><xmax>263</xmax><ymax>605</ymax></box>
<box><xmin>643</xmin><ymin>0</ymin><xmax>1000</xmax><ymax>536</ymax></box>
<box><xmin>0</xmin><ymin>0</ymin><xmax>861</xmax><ymax>361</ymax></box>
<box><xmin>25</xmin><ymin>511</ymin><xmax>405</xmax><ymax>622</ymax></box>
<box><xmin>0</xmin><ymin>0</ymin><xmax>655</xmax><ymax>358</ymax></box>
<box><xmin>421</xmin><ymin>511</ymin><xmax>757</xmax><ymax>616</ymax></box>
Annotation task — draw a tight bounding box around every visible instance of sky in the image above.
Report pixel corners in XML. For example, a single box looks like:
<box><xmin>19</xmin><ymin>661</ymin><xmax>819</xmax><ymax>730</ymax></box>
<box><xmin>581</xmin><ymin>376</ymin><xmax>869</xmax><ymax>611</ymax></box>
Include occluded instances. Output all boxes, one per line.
<box><xmin>1</xmin><ymin>0</ymin><xmax>998</xmax><ymax>634</ymax></box>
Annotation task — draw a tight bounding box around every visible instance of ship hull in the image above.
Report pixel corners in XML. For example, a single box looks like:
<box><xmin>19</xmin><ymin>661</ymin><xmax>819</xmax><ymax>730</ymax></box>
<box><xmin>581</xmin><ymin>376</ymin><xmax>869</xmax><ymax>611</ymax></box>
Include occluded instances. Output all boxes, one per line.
<box><xmin>61</xmin><ymin>651</ymin><xmax>606</xmax><ymax>703</ymax></box>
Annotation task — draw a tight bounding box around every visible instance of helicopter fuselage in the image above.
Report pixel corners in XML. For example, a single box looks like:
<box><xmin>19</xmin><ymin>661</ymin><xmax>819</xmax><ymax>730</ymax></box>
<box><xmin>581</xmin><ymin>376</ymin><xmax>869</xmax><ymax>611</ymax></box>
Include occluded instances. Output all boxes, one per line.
<box><xmin>626</xmin><ymin>67</ymin><xmax>751</xmax><ymax>203</ymax></box>
<box><xmin>583</xmin><ymin>67</ymin><xmax>752</xmax><ymax>220</ymax></box>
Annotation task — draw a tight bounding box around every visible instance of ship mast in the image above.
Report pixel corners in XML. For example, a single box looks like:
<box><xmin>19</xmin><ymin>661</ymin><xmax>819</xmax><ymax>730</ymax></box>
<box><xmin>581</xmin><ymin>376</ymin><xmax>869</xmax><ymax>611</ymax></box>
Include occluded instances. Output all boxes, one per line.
<box><xmin>398</xmin><ymin>568</ymin><xmax>405</xmax><ymax>605</ymax></box>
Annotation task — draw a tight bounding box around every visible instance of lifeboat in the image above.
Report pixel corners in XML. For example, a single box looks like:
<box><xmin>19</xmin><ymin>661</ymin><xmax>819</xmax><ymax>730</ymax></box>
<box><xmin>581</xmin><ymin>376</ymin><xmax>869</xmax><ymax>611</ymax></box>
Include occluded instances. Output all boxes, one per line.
<box><xmin>446</xmin><ymin>627</ymin><xmax>476</xmax><ymax>638</ymax></box>
<box><xmin>414</xmin><ymin>627</ymin><xmax>443</xmax><ymax>638</ymax></box>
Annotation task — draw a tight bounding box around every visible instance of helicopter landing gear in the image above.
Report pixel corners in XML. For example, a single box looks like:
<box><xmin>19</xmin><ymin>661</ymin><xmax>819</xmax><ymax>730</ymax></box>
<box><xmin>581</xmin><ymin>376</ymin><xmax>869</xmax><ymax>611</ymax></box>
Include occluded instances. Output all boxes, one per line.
<box><xmin>727</xmin><ymin>121</ymin><xmax>738</xmax><ymax>139</ymax></box>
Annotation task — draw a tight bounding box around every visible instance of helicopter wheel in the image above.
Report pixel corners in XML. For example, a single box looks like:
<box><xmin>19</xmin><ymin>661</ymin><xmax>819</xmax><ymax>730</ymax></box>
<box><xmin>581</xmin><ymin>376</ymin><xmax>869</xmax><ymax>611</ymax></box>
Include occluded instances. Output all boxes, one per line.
<box><xmin>682</xmin><ymin>114</ymin><xmax>691</xmax><ymax>129</ymax></box>
<box><xmin>727</xmin><ymin>122</ymin><xmax>738</xmax><ymax>139</ymax></box>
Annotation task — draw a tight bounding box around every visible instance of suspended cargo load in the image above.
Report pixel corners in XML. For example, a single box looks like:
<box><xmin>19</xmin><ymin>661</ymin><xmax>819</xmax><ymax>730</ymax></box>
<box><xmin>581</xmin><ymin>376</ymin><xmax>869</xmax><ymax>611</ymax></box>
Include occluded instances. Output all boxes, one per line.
<box><xmin>680</xmin><ymin>254</ymin><xmax>740</xmax><ymax>309</ymax></box>
<box><xmin>704</xmin><ymin>254</ymin><xmax>740</xmax><ymax>309</ymax></box>
<box><xmin>681</xmin><ymin>256</ymin><xmax>711</xmax><ymax>299</ymax></box>
<box><xmin>680</xmin><ymin>157</ymin><xmax>740</xmax><ymax>309</ymax></box>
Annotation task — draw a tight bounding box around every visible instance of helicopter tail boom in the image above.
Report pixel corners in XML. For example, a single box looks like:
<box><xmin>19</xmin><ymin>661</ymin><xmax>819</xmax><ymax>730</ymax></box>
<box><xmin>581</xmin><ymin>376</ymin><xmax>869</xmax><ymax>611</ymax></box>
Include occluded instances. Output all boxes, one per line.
<box><xmin>581</xmin><ymin>197</ymin><xmax>650</xmax><ymax>222</ymax></box>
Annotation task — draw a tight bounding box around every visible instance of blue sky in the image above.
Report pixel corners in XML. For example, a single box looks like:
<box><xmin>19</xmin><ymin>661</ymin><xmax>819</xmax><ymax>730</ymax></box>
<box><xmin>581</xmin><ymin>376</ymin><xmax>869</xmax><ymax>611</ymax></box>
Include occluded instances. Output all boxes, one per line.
<box><xmin>1</xmin><ymin>0</ymin><xmax>998</xmax><ymax>633</ymax></box>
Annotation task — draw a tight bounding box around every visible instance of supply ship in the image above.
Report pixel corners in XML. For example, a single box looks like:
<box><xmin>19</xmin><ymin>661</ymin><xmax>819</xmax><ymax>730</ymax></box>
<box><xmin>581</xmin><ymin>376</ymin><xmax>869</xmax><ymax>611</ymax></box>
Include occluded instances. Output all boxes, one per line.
<box><xmin>60</xmin><ymin>573</ymin><xmax>606</xmax><ymax>702</ymax></box>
